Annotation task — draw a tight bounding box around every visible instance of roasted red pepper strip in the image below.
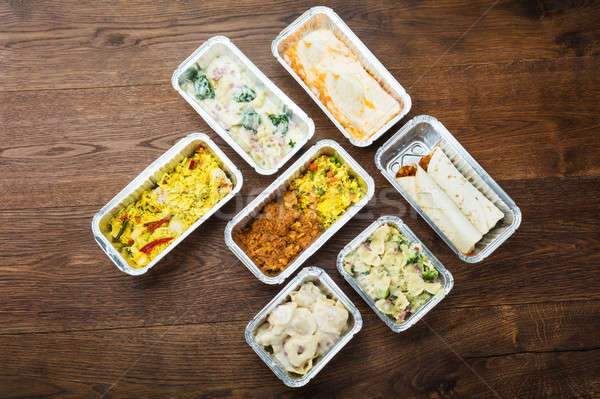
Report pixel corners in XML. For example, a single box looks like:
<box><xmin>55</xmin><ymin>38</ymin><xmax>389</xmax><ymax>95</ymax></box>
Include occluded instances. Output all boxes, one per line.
<box><xmin>189</xmin><ymin>159</ymin><xmax>196</xmax><ymax>170</ymax></box>
<box><xmin>139</xmin><ymin>237</ymin><xmax>174</xmax><ymax>254</ymax></box>
<box><xmin>146</xmin><ymin>217</ymin><xmax>171</xmax><ymax>232</ymax></box>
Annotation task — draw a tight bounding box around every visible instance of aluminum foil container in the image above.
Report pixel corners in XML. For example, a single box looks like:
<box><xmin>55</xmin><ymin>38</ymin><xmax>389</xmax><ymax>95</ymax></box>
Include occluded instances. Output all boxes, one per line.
<box><xmin>92</xmin><ymin>133</ymin><xmax>243</xmax><ymax>275</ymax></box>
<box><xmin>272</xmin><ymin>6</ymin><xmax>411</xmax><ymax>147</ymax></box>
<box><xmin>172</xmin><ymin>36</ymin><xmax>315</xmax><ymax>175</ymax></box>
<box><xmin>245</xmin><ymin>266</ymin><xmax>362</xmax><ymax>387</ymax></box>
<box><xmin>374</xmin><ymin>115</ymin><xmax>522</xmax><ymax>262</ymax></box>
<box><xmin>225</xmin><ymin>139</ymin><xmax>375</xmax><ymax>284</ymax></box>
<box><xmin>337</xmin><ymin>216</ymin><xmax>453</xmax><ymax>333</ymax></box>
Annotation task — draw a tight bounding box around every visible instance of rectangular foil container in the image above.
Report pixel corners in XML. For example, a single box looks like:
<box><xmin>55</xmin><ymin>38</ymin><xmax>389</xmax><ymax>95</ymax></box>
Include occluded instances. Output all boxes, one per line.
<box><xmin>245</xmin><ymin>266</ymin><xmax>362</xmax><ymax>387</ymax></box>
<box><xmin>375</xmin><ymin>115</ymin><xmax>522</xmax><ymax>262</ymax></box>
<box><xmin>272</xmin><ymin>6</ymin><xmax>411</xmax><ymax>147</ymax></box>
<box><xmin>225</xmin><ymin>139</ymin><xmax>375</xmax><ymax>284</ymax></box>
<box><xmin>172</xmin><ymin>36</ymin><xmax>315</xmax><ymax>175</ymax></box>
<box><xmin>92</xmin><ymin>133</ymin><xmax>243</xmax><ymax>276</ymax></box>
<box><xmin>337</xmin><ymin>216</ymin><xmax>453</xmax><ymax>332</ymax></box>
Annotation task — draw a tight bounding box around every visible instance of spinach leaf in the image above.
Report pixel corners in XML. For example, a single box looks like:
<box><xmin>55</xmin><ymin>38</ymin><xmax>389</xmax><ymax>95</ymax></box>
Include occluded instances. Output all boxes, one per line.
<box><xmin>233</xmin><ymin>85</ymin><xmax>256</xmax><ymax>102</ymax></box>
<box><xmin>268</xmin><ymin>106</ymin><xmax>294</xmax><ymax>136</ymax></box>
<box><xmin>240</xmin><ymin>107</ymin><xmax>260</xmax><ymax>133</ymax></box>
<box><xmin>178</xmin><ymin>67</ymin><xmax>198</xmax><ymax>86</ymax></box>
<box><xmin>193</xmin><ymin>73</ymin><xmax>215</xmax><ymax>100</ymax></box>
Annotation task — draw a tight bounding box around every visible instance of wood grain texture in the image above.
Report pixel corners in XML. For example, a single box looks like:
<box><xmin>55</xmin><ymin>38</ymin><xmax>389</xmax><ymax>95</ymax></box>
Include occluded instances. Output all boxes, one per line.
<box><xmin>1</xmin><ymin>0</ymin><xmax>599</xmax><ymax>397</ymax></box>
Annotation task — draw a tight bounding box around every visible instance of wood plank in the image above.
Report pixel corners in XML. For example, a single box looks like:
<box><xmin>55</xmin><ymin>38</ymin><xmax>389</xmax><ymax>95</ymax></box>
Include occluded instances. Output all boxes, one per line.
<box><xmin>1</xmin><ymin>175</ymin><xmax>598</xmax><ymax>334</ymax></box>
<box><xmin>1</xmin><ymin>56</ymin><xmax>599</xmax><ymax>210</ymax></box>
<box><xmin>1</xmin><ymin>0</ymin><xmax>599</xmax><ymax>91</ymax></box>
<box><xmin>0</xmin><ymin>304</ymin><xmax>598</xmax><ymax>398</ymax></box>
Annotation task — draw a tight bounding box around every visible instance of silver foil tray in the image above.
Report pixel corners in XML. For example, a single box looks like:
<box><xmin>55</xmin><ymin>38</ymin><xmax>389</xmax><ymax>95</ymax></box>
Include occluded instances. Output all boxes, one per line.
<box><xmin>272</xmin><ymin>6</ymin><xmax>411</xmax><ymax>147</ymax></box>
<box><xmin>337</xmin><ymin>215</ymin><xmax>453</xmax><ymax>332</ymax></box>
<box><xmin>374</xmin><ymin>115</ymin><xmax>521</xmax><ymax>262</ymax></box>
<box><xmin>245</xmin><ymin>266</ymin><xmax>362</xmax><ymax>387</ymax></box>
<box><xmin>225</xmin><ymin>139</ymin><xmax>375</xmax><ymax>284</ymax></box>
<box><xmin>172</xmin><ymin>35</ymin><xmax>315</xmax><ymax>175</ymax></box>
<box><xmin>92</xmin><ymin>133</ymin><xmax>243</xmax><ymax>275</ymax></box>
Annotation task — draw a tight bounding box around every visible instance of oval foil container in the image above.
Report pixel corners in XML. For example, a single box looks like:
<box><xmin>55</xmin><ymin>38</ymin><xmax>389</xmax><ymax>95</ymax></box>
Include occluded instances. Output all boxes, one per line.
<box><xmin>92</xmin><ymin>133</ymin><xmax>243</xmax><ymax>275</ymax></box>
<box><xmin>245</xmin><ymin>266</ymin><xmax>362</xmax><ymax>387</ymax></box>
<box><xmin>225</xmin><ymin>139</ymin><xmax>375</xmax><ymax>284</ymax></box>
<box><xmin>375</xmin><ymin>115</ymin><xmax>522</xmax><ymax>262</ymax></box>
<box><xmin>272</xmin><ymin>6</ymin><xmax>411</xmax><ymax>147</ymax></box>
<box><xmin>172</xmin><ymin>36</ymin><xmax>315</xmax><ymax>175</ymax></box>
<box><xmin>337</xmin><ymin>215</ymin><xmax>453</xmax><ymax>332</ymax></box>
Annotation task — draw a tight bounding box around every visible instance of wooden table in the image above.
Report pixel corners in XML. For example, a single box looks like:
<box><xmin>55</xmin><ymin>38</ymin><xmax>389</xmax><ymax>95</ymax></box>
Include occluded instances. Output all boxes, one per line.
<box><xmin>1</xmin><ymin>1</ymin><xmax>599</xmax><ymax>398</ymax></box>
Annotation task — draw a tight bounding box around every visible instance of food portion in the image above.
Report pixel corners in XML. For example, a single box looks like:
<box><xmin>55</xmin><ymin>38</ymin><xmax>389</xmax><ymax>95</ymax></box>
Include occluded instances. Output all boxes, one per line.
<box><xmin>284</xmin><ymin>29</ymin><xmax>401</xmax><ymax>141</ymax></box>
<box><xmin>108</xmin><ymin>145</ymin><xmax>232</xmax><ymax>267</ymax></box>
<box><xmin>422</xmin><ymin>148</ymin><xmax>504</xmax><ymax>235</ymax></box>
<box><xmin>343</xmin><ymin>224</ymin><xmax>442</xmax><ymax>322</ymax></box>
<box><xmin>235</xmin><ymin>154</ymin><xmax>364</xmax><ymax>275</ymax></box>
<box><xmin>395</xmin><ymin>147</ymin><xmax>503</xmax><ymax>254</ymax></box>
<box><xmin>254</xmin><ymin>281</ymin><xmax>349</xmax><ymax>376</ymax></box>
<box><xmin>178</xmin><ymin>53</ymin><xmax>308</xmax><ymax>170</ymax></box>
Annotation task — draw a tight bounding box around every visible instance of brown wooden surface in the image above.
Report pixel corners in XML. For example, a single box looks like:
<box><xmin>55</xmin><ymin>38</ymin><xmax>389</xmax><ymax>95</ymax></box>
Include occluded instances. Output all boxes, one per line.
<box><xmin>1</xmin><ymin>0</ymin><xmax>599</xmax><ymax>398</ymax></box>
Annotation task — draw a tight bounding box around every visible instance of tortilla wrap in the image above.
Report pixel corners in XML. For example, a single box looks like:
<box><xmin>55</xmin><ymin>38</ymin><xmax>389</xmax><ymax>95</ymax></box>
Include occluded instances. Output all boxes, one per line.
<box><xmin>425</xmin><ymin>148</ymin><xmax>504</xmax><ymax>235</ymax></box>
<box><xmin>396</xmin><ymin>165</ymin><xmax>482</xmax><ymax>254</ymax></box>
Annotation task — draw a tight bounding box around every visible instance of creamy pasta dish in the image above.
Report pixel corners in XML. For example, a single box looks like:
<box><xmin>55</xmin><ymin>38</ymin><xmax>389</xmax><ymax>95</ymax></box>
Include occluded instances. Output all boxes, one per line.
<box><xmin>179</xmin><ymin>54</ymin><xmax>308</xmax><ymax>170</ymax></box>
<box><xmin>254</xmin><ymin>282</ymin><xmax>349</xmax><ymax>376</ymax></box>
<box><xmin>284</xmin><ymin>29</ymin><xmax>401</xmax><ymax>141</ymax></box>
<box><xmin>343</xmin><ymin>224</ymin><xmax>442</xmax><ymax>322</ymax></box>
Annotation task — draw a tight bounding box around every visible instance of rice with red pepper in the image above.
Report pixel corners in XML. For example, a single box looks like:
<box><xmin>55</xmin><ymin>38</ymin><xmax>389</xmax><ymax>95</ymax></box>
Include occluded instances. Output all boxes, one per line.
<box><xmin>108</xmin><ymin>145</ymin><xmax>232</xmax><ymax>267</ymax></box>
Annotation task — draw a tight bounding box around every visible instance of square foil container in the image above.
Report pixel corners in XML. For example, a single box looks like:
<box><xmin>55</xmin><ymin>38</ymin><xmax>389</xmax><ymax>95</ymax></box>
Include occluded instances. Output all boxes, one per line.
<box><xmin>272</xmin><ymin>6</ymin><xmax>411</xmax><ymax>147</ymax></box>
<box><xmin>172</xmin><ymin>36</ymin><xmax>315</xmax><ymax>175</ymax></box>
<box><xmin>245</xmin><ymin>266</ymin><xmax>363</xmax><ymax>387</ymax></box>
<box><xmin>92</xmin><ymin>133</ymin><xmax>243</xmax><ymax>275</ymax></box>
<box><xmin>337</xmin><ymin>215</ymin><xmax>453</xmax><ymax>332</ymax></box>
<box><xmin>375</xmin><ymin>115</ymin><xmax>522</xmax><ymax>262</ymax></box>
<box><xmin>225</xmin><ymin>139</ymin><xmax>375</xmax><ymax>284</ymax></box>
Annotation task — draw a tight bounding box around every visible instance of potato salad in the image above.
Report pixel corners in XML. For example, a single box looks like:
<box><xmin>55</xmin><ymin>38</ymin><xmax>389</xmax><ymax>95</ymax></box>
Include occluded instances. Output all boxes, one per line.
<box><xmin>178</xmin><ymin>54</ymin><xmax>307</xmax><ymax>170</ymax></box>
<box><xmin>343</xmin><ymin>224</ymin><xmax>442</xmax><ymax>322</ymax></box>
<box><xmin>254</xmin><ymin>282</ymin><xmax>349</xmax><ymax>376</ymax></box>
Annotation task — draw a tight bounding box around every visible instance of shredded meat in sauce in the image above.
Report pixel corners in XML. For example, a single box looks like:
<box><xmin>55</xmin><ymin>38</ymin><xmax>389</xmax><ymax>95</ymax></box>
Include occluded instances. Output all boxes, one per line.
<box><xmin>235</xmin><ymin>191</ymin><xmax>322</xmax><ymax>275</ymax></box>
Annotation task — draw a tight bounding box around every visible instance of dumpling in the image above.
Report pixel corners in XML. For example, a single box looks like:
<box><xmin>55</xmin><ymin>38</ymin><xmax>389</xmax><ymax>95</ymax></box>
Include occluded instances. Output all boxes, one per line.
<box><xmin>314</xmin><ymin>330</ymin><xmax>339</xmax><ymax>356</ymax></box>
<box><xmin>290</xmin><ymin>281</ymin><xmax>324</xmax><ymax>308</ymax></box>
<box><xmin>312</xmin><ymin>298</ymin><xmax>349</xmax><ymax>335</ymax></box>
<box><xmin>254</xmin><ymin>322</ymin><xmax>286</xmax><ymax>347</ymax></box>
<box><xmin>285</xmin><ymin>307</ymin><xmax>317</xmax><ymax>336</ymax></box>
<box><xmin>284</xmin><ymin>334</ymin><xmax>318</xmax><ymax>369</ymax></box>
<box><xmin>268</xmin><ymin>302</ymin><xmax>297</xmax><ymax>327</ymax></box>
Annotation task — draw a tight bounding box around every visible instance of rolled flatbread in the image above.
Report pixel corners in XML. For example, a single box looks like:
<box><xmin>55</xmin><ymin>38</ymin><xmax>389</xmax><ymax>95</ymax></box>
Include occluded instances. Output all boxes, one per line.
<box><xmin>423</xmin><ymin>148</ymin><xmax>504</xmax><ymax>235</ymax></box>
<box><xmin>396</xmin><ymin>165</ymin><xmax>482</xmax><ymax>254</ymax></box>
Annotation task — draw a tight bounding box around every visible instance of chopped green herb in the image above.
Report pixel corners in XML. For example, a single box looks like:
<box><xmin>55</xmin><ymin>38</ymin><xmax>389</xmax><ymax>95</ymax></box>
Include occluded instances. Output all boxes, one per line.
<box><xmin>322</xmin><ymin>167</ymin><xmax>330</xmax><ymax>176</ymax></box>
<box><xmin>288</xmin><ymin>139</ymin><xmax>296</xmax><ymax>148</ymax></box>
<box><xmin>384</xmin><ymin>289</ymin><xmax>390</xmax><ymax>299</ymax></box>
<box><xmin>233</xmin><ymin>85</ymin><xmax>256</xmax><ymax>102</ymax></box>
<box><xmin>317</xmin><ymin>187</ymin><xmax>326</xmax><ymax>196</ymax></box>
<box><xmin>422</xmin><ymin>269</ymin><xmax>439</xmax><ymax>281</ymax></box>
<box><xmin>309</xmin><ymin>171</ymin><xmax>315</xmax><ymax>180</ymax></box>
<box><xmin>114</xmin><ymin>220</ymin><xmax>128</xmax><ymax>241</ymax></box>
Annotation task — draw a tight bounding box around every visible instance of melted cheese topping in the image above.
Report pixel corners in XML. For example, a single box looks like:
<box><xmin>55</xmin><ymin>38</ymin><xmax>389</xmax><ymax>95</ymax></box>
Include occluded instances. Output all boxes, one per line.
<box><xmin>285</xmin><ymin>29</ymin><xmax>401</xmax><ymax>141</ymax></box>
